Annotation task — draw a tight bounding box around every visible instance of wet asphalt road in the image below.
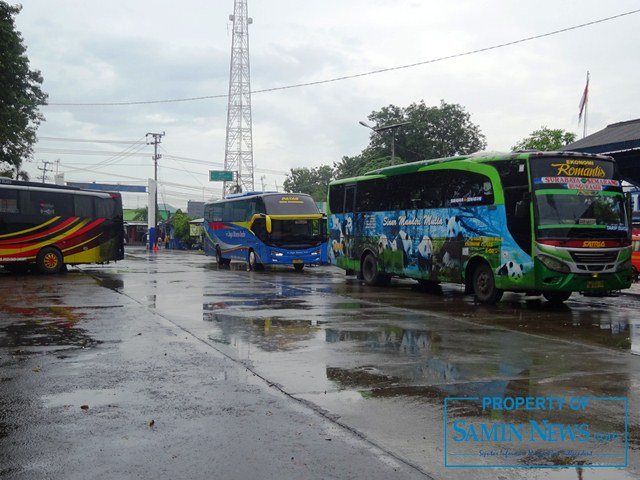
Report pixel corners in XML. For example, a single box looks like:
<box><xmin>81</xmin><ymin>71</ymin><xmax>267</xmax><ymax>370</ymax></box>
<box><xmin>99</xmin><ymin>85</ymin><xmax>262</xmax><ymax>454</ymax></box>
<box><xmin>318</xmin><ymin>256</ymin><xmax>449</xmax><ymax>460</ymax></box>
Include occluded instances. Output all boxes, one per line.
<box><xmin>1</xmin><ymin>246</ymin><xmax>640</xmax><ymax>479</ymax></box>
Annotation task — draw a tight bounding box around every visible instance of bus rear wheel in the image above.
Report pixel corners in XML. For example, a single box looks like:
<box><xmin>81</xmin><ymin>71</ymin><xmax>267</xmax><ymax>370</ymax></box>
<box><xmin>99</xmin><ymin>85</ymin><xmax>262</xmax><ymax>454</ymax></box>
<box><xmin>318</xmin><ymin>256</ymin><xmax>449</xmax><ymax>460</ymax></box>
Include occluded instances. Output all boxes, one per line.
<box><xmin>472</xmin><ymin>263</ymin><xmax>503</xmax><ymax>304</ymax></box>
<box><xmin>37</xmin><ymin>247</ymin><xmax>63</xmax><ymax>274</ymax></box>
<box><xmin>361</xmin><ymin>253</ymin><xmax>390</xmax><ymax>286</ymax></box>
<box><xmin>543</xmin><ymin>291</ymin><xmax>572</xmax><ymax>304</ymax></box>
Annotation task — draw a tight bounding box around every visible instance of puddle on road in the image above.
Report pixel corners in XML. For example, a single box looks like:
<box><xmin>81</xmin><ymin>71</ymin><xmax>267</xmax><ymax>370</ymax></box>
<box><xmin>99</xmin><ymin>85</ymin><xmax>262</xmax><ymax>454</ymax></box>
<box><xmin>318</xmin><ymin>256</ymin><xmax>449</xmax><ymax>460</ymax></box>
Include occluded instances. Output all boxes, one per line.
<box><xmin>0</xmin><ymin>306</ymin><xmax>98</xmax><ymax>351</ymax></box>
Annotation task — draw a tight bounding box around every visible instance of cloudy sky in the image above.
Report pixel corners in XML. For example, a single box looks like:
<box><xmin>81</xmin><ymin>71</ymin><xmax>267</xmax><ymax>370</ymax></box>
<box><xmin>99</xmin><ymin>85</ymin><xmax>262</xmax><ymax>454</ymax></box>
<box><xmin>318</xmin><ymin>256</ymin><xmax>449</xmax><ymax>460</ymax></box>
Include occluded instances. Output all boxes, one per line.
<box><xmin>12</xmin><ymin>1</ymin><xmax>640</xmax><ymax>210</ymax></box>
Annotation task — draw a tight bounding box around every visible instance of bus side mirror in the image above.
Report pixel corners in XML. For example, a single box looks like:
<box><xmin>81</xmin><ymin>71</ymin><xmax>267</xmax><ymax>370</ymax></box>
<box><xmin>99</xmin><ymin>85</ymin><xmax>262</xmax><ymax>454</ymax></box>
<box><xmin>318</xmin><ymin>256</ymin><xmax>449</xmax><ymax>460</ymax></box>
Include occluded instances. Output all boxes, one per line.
<box><xmin>265</xmin><ymin>215</ymin><xmax>272</xmax><ymax>234</ymax></box>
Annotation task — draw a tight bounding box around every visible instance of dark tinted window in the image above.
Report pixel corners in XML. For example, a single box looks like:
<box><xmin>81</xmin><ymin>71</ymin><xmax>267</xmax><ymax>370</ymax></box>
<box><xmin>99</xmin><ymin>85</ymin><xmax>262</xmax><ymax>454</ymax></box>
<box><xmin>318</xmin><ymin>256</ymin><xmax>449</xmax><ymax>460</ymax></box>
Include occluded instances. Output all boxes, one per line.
<box><xmin>25</xmin><ymin>191</ymin><xmax>74</xmax><ymax>217</ymax></box>
<box><xmin>96</xmin><ymin>197</ymin><xmax>117</xmax><ymax>218</ymax></box>
<box><xmin>74</xmin><ymin>195</ymin><xmax>94</xmax><ymax>217</ymax></box>
<box><xmin>406</xmin><ymin>171</ymin><xmax>445</xmax><ymax>209</ymax></box>
<box><xmin>212</xmin><ymin>204</ymin><xmax>223</xmax><ymax>221</ymax></box>
<box><xmin>204</xmin><ymin>203</ymin><xmax>224</xmax><ymax>222</ymax></box>
<box><xmin>443</xmin><ymin>170</ymin><xmax>494</xmax><ymax>207</ymax></box>
<box><xmin>0</xmin><ymin>188</ymin><xmax>19</xmax><ymax>213</ymax></box>
<box><xmin>356</xmin><ymin>178</ymin><xmax>387</xmax><ymax>212</ymax></box>
<box><xmin>203</xmin><ymin>204</ymin><xmax>213</xmax><ymax>221</ymax></box>
<box><xmin>329</xmin><ymin>184</ymin><xmax>345</xmax><ymax>214</ymax></box>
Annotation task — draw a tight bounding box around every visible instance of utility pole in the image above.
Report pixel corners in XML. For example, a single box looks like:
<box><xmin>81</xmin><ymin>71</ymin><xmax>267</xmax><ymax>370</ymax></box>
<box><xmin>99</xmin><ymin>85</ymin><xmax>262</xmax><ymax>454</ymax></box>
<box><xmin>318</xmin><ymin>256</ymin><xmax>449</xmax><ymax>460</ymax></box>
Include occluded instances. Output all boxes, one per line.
<box><xmin>224</xmin><ymin>0</ymin><xmax>254</xmax><ymax>197</ymax></box>
<box><xmin>146</xmin><ymin>132</ymin><xmax>165</xmax><ymax>248</ymax></box>
<box><xmin>37</xmin><ymin>160</ymin><xmax>55</xmax><ymax>183</ymax></box>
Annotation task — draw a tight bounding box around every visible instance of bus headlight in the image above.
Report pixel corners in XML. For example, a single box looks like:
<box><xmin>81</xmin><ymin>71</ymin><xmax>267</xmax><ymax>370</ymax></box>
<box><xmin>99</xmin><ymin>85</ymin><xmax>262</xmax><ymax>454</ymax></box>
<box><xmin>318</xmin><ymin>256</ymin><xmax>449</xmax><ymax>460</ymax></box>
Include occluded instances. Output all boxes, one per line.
<box><xmin>311</xmin><ymin>250</ymin><xmax>320</xmax><ymax>256</ymax></box>
<box><xmin>538</xmin><ymin>254</ymin><xmax>571</xmax><ymax>273</ymax></box>
<box><xmin>271</xmin><ymin>252</ymin><xmax>283</xmax><ymax>257</ymax></box>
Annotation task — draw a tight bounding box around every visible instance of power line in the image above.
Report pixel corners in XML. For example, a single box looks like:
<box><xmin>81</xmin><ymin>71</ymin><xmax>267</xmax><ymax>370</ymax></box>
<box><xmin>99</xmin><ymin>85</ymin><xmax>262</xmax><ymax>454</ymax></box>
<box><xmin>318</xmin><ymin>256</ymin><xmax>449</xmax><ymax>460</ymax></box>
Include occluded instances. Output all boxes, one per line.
<box><xmin>43</xmin><ymin>9</ymin><xmax>640</xmax><ymax>107</ymax></box>
<box><xmin>34</xmin><ymin>146</ymin><xmax>289</xmax><ymax>175</ymax></box>
<box><xmin>38</xmin><ymin>136</ymin><xmax>143</xmax><ymax>145</ymax></box>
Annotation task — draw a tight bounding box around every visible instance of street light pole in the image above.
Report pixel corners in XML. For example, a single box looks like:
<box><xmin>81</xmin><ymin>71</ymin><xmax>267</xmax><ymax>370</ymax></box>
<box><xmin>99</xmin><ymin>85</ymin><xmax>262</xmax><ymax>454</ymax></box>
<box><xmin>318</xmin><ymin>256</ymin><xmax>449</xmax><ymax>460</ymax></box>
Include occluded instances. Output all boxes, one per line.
<box><xmin>359</xmin><ymin>121</ymin><xmax>410</xmax><ymax>165</ymax></box>
<box><xmin>146</xmin><ymin>132</ymin><xmax>165</xmax><ymax>249</ymax></box>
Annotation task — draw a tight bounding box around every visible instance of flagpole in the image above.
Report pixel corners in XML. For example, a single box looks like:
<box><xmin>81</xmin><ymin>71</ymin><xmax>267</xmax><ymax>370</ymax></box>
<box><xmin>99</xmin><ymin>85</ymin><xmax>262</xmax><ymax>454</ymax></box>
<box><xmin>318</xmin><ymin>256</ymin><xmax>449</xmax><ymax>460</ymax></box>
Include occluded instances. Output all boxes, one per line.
<box><xmin>583</xmin><ymin>77</ymin><xmax>588</xmax><ymax>139</ymax></box>
<box><xmin>578</xmin><ymin>70</ymin><xmax>589</xmax><ymax>138</ymax></box>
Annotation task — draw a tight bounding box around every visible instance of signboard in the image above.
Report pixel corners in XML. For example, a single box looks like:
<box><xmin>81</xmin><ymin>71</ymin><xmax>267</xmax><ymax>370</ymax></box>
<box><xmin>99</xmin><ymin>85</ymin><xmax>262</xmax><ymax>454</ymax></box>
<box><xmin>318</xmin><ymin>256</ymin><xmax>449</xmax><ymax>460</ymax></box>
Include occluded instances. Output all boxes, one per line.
<box><xmin>67</xmin><ymin>182</ymin><xmax>147</xmax><ymax>193</ymax></box>
<box><xmin>209</xmin><ymin>170</ymin><xmax>234</xmax><ymax>182</ymax></box>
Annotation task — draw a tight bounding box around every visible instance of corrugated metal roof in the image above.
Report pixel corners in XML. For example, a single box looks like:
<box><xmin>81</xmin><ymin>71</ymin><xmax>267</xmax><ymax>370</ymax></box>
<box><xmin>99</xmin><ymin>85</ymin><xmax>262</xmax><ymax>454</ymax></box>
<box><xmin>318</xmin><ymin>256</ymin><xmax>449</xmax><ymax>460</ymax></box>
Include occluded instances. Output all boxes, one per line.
<box><xmin>564</xmin><ymin>118</ymin><xmax>640</xmax><ymax>153</ymax></box>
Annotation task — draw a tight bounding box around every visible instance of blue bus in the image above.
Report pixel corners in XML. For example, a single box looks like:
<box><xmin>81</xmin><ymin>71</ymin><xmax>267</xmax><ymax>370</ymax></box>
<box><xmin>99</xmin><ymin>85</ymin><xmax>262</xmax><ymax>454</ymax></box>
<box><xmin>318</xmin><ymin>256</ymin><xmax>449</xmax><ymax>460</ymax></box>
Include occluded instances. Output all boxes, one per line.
<box><xmin>203</xmin><ymin>192</ymin><xmax>328</xmax><ymax>271</ymax></box>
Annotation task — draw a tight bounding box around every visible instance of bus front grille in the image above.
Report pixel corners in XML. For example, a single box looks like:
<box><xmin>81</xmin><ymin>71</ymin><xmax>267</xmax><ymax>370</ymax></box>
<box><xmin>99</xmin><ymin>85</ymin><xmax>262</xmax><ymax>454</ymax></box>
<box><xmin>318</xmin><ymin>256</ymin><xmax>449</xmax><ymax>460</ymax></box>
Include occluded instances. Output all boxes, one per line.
<box><xmin>570</xmin><ymin>250</ymin><xmax>618</xmax><ymax>264</ymax></box>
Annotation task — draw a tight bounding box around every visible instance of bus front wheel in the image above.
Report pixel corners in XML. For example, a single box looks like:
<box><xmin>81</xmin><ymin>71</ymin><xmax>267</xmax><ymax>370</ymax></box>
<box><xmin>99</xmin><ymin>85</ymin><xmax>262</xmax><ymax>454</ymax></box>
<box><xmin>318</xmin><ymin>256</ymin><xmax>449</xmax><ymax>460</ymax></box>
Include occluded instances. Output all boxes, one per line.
<box><xmin>248</xmin><ymin>250</ymin><xmax>263</xmax><ymax>271</ymax></box>
<box><xmin>37</xmin><ymin>247</ymin><xmax>63</xmax><ymax>274</ymax></box>
<box><xmin>472</xmin><ymin>263</ymin><xmax>503</xmax><ymax>304</ymax></box>
<box><xmin>294</xmin><ymin>263</ymin><xmax>304</xmax><ymax>272</ymax></box>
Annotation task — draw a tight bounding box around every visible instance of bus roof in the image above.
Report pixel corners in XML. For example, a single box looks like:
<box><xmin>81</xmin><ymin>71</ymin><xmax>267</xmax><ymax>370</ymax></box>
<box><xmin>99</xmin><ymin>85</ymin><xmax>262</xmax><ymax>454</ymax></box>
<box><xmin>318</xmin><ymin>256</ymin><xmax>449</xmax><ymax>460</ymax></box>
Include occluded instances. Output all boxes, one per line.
<box><xmin>329</xmin><ymin>150</ymin><xmax>615</xmax><ymax>185</ymax></box>
<box><xmin>0</xmin><ymin>178</ymin><xmax>119</xmax><ymax>198</ymax></box>
<box><xmin>206</xmin><ymin>191</ymin><xmax>314</xmax><ymax>204</ymax></box>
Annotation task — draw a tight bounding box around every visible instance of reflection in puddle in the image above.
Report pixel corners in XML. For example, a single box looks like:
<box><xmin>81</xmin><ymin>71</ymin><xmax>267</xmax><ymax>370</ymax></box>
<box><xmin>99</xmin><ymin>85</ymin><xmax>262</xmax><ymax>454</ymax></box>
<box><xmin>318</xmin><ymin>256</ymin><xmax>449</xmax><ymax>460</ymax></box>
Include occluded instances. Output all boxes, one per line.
<box><xmin>0</xmin><ymin>306</ymin><xmax>97</xmax><ymax>351</ymax></box>
<box><xmin>205</xmin><ymin>311</ymin><xmax>320</xmax><ymax>353</ymax></box>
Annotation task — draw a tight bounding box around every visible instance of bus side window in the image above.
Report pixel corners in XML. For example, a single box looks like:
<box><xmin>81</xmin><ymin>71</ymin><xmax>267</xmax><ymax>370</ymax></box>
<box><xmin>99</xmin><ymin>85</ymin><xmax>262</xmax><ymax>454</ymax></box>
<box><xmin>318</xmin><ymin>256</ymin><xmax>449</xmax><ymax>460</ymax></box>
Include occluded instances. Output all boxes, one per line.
<box><xmin>444</xmin><ymin>170</ymin><xmax>494</xmax><ymax>207</ymax></box>
<box><xmin>27</xmin><ymin>191</ymin><xmax>73</xmax><ymax>217</ymax></box>
<box><xmin>213</xmin><ymin>204</ymin><xmax>223</xmax><ymax>222</ymax></box>
<box><xmin>329</xmin><ymin>184</ymin><xmax>345</xmax><ymax>214</ymax></box>
<box><xmin>75</xmin><ymin>196</ymin><xmax>94</xmax><ymax>217</ymax></box>
<box><xmin>344</xmin><ymin>185</ymin><xmax>356</xmax><ymax>213</ymax></box>
<box><xmin>419</xmin><ymin>171</ymin><xmax>445</xmax><ymax>209</ymax></box>
<box><xmin>0</xmin><ymin>188</ymin><xmax>19</xmax><ymax>213</ymax></box>
<box><xmin>251</xmin><ymin>218</ymin><xmax>267</xmax><ymax>241</ymax></box>
<box><xmin>357</xmin><ymin>178</ymin><xmax>385</xmax><ymax>212</ymax></box>
<box><xmin>386</xmin><ymin>176</ymin><xmax>408</xmax><ymax>210</ymax></box>
<box><xmin>96</xmin><ymin>197</ymin><xmax>116</xmax><ymax>218</ymax></box>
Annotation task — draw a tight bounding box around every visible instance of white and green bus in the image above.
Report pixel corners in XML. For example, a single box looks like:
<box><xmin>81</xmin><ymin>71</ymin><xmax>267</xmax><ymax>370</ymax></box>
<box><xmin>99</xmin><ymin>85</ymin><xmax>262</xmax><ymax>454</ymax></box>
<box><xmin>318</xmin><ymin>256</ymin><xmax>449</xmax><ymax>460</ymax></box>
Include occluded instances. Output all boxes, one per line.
<box><xmin>327</xmin><ymin>151</ymin><xmax>633</xmax><ymax>304</ymax></box>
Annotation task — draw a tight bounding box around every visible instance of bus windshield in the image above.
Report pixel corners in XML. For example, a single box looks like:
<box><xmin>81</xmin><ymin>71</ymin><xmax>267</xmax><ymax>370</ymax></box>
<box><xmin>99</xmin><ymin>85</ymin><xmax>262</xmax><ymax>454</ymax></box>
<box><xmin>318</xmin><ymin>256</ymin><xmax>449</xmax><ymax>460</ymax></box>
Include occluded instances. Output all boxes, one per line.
<box><xmin>268</xmin><ymin>218</ymin><xmax>324</xmax><ymax>248</ymax></box>
<box><xmin>536</xmin><ymin>193</ymin><xmax>627</xmax><ymax>227</ymax></box>
<box><xmin>530</xmin><ymin>155</ymin><xmax>629</xmax><ymax>239</ymax></box>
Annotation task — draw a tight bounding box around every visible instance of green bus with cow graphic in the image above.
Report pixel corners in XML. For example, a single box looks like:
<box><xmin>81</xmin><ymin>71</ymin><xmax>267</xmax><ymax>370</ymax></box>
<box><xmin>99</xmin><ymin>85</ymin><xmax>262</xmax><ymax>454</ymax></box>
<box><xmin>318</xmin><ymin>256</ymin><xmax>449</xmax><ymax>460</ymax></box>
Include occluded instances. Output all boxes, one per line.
<box><xmin>327</xmin><ymin>151</ymin><xmax>633</xmax><ymax>304</ymax></box>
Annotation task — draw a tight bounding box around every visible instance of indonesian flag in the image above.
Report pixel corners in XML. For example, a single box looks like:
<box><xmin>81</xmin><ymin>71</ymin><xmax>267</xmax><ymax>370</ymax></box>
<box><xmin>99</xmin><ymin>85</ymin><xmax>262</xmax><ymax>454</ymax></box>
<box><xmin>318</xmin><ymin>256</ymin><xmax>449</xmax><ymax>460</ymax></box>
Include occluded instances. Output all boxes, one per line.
<box><xmin>578</xmin><ymin>71</ymin><xmax>589</xmax><ymax>123</ymax></box>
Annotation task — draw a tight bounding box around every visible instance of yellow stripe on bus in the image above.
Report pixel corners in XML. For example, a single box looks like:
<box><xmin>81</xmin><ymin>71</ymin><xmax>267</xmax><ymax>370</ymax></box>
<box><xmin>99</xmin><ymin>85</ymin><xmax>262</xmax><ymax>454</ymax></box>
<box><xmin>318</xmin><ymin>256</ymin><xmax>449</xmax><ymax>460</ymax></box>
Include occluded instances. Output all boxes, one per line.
<box><xmin>61</xmin><ymin>233</ymin><xmax>102</xmax><ymax>254</ymax></box>
<box><xmin>0</xmin><ymin>216</ymin><xmax>61</xmax><ymax>239</ymax></box>
<box><xmin>0</xmin><ymin>218</ymin><xmax>91</xmax><ymax>255</ymax></box>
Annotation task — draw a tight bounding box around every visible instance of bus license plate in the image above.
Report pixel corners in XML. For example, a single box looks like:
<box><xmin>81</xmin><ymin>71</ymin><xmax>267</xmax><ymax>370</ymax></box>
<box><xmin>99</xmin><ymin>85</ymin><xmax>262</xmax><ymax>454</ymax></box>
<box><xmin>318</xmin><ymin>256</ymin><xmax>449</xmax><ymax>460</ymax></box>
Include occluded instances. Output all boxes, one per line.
<box><xmin>587</xmin><ymin>280</ymin><xmax>605</xmax><ymax>289</ymax></box>
<box><xmin>293</xmin><ymin>259</ymin><xmax>303</xmax><ymax>264</ymax></box>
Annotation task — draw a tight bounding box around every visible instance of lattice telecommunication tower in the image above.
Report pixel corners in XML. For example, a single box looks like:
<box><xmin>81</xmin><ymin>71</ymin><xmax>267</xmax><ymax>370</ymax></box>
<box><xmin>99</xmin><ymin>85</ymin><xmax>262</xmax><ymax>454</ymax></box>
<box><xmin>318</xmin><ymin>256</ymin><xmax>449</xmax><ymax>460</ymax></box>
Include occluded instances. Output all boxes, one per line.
<box><xmin>223</xmin><ymin>0</ymin><xmax>254</xmax><ymax>196</ymax></box>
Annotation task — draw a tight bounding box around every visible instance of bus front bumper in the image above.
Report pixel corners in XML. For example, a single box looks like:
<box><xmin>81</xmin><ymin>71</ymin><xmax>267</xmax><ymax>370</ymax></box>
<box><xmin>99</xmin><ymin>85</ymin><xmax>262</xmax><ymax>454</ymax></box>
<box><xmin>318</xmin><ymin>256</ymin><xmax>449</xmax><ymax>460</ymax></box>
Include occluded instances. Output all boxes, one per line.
<box><xmin>269</xmin><ymin>247</ymin><xmax>326</xmax><ymax>266</ymax></box>
<box><xmin>535</xmin><ymin>263</ymin><xmax>634</xmax><ymax>294</ymax></box>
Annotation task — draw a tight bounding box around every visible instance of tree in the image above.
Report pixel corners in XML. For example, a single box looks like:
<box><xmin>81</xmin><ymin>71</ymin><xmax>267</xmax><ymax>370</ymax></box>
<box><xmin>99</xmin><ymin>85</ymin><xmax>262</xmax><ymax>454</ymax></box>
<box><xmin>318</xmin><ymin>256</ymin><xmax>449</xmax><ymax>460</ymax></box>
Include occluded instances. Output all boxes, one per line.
<box><xmin>132</xmin><ymin>206</ymin><xmax>148</xmax><ymax>221</ymax></box>
<box><xmin>0</xmin><ymin>2</ymin><xmax>47</xmax><ymax>178</ymax></box>
<box><xmin>333</xmin><ymin>152</ymin><xmax>406</xmax><ymax>180</ymax></box>
<box><xmin>365</xmin><ymin>100</ymin><xmax>487</xmax><ymax>163</ymax></box>
<box><xmin>511</xmin><ymin>127</ymin><xmax>577</xmax><ymax>151</ymax></box>
<box><xmin>170</xmin><ymin>210</ymin><xmax>191</xmax><ymax>244</ymax></box>
<box><xmin>283</xmin><ymin>165</ymin><xmax>334</xmax><ymax>201</ymax></box>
